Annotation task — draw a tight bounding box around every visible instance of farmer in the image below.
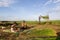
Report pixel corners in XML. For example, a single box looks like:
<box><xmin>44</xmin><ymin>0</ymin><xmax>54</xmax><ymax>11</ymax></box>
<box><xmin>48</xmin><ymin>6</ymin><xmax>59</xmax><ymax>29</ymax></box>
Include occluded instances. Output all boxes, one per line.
<box><xmin>39</xmin><ymin>15</ymin><xmax>41</xmax><ymax>24</ymax></box>
<box><xmin>20</xmin><ymin>20</ymin><xmax>28</xmax><ymax>31</ymax></box>
<box><xmin>11</xmin><ymin>22</ymin><xmax>18</xmax><ymax>32</ymax></box>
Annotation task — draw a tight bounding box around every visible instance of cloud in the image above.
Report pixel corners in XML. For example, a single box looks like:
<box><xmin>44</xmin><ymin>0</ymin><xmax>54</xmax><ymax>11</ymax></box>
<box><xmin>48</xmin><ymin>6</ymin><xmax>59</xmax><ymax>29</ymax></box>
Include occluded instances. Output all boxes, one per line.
<box><xmin>0</xmin><ymin>0</ymin><xmax>16</xmax><ymax>7</ymax></box>
<box><xmin>49</xmin><ymin>4</ymin><xmax>60</xmax><ymax>20</ymax></box>
<box><xmin>53</xmin><ymin>0</ymin><xmax>60</xmax><ymax>3</ymax></box>
<box><xmin>49</xmin><ymin>5</ymin><xmax>60</xmax><ymax>13</ymax></box>
<box><xmin>44</xmin><ymin>0</ymin><xmax>60</xmax><ymax>20</ymax></box>
<box><xmin>44</xmin><ymin>0</ymin><xmax>60</xmax><ymax>13</ymax></box>
<box><xmin>44</xmin><ymin>0</ymin><xmax>60</xmax><ymax>6</ymax></box>
<box><xmin>44</xmin><ymin>0</ymin><xmax>52</xmax><ymax>6</ymax></box>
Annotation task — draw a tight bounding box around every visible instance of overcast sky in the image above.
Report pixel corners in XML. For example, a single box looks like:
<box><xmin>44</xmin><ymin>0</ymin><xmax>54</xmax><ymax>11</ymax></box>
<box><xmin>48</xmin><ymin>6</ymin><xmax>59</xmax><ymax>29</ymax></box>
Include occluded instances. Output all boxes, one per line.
<box><xmin>0</xmin><ymin>0</ymin><xmax>60</xmax><ymax>21</ymax></box>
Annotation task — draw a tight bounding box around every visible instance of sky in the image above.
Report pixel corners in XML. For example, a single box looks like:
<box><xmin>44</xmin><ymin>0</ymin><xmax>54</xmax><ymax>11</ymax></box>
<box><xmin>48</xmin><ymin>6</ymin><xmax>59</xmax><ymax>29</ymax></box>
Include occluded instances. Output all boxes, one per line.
<box><xmin>0</xmin><ymin>0</ymin><xmax>60</xmax><ymax>21</ymax></box>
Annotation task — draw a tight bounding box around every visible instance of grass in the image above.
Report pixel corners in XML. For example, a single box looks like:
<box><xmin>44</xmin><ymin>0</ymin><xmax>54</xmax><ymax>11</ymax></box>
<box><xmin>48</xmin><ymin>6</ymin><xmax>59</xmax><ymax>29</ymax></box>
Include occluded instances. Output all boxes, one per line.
<box><xmin>31</xmin><ymin>37</ymin><xmax>56</xmax><ymax>40</ymax></box>
<box><xmin>0</xmin><ymin>28</ymin><xmax>57</xmax><ymax>40</ymax></box>
<box><xmin>0</xmin><ymin>20</ymin><xmax>60</xmax><ymax>40</ymax></box>
<box><xmin>21</xmin><ymin>28</ymin><xmax>57</xmax><ymax>40</ymax></box>
<box><xmin>27</xmin><ymin>28</ymin><xmax>56</xmax><ymax>37</ymax></box>
<box><xmin>0</xmin><ymin>20</ymin><xmax>60</xmax><ymax>26</ymax></box>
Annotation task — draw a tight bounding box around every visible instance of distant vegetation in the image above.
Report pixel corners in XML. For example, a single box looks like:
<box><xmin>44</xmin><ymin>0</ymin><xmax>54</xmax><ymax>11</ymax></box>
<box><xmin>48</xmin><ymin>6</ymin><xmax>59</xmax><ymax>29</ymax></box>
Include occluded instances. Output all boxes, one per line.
<box><xmin>0</xmin><ymin>20</ymin><xmax>60</xmax><ymax>25</ymax></box>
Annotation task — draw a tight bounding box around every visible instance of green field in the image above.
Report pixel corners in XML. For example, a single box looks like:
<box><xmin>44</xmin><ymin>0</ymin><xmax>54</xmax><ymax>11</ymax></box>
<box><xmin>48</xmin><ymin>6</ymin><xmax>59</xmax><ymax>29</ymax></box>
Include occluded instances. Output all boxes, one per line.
<box><xmin>0</xmin><ymin>20</ymin><xmax>60</xmax><ymax>40</ymax></box>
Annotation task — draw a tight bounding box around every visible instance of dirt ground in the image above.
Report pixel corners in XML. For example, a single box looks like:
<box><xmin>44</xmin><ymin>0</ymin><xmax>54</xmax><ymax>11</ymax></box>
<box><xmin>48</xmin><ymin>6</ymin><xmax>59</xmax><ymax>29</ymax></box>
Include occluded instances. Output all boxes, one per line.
<box><xmin>34</xmin><ymin>24</ymin><xmax>60</xmax><ymax>33</ymax></box>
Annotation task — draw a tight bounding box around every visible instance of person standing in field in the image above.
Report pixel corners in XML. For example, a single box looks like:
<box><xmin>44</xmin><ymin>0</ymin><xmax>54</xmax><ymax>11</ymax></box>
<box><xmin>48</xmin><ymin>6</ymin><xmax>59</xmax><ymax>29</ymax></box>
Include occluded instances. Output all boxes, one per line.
<box><xmin>39</xmin><ymin>15</ymin><xmax>41</xmax><ymax>24</ymax></box>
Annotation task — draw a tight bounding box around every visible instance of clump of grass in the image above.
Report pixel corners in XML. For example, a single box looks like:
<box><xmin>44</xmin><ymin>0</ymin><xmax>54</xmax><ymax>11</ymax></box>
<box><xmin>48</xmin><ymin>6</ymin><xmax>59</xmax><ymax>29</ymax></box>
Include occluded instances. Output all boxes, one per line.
<box><xmin>31</xmin><ymin>37</ymin><xmax>56</xmax><ymax>40</ymax></box>
<box><xmin>27</xmin><ymin>28</ymin><xmax>56</xmax><ymax>37</ymax></box>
